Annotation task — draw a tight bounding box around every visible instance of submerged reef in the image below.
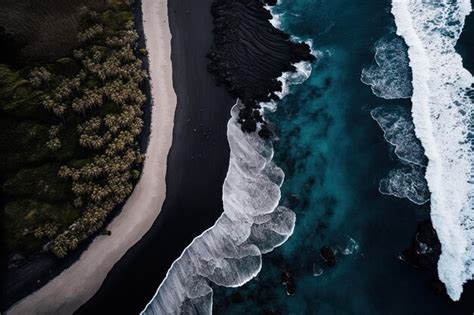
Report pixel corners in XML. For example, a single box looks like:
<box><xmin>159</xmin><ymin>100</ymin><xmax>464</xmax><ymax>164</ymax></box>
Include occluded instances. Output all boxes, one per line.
<box><xmin>207</xmin><ymin>0</ymin><xmax>314</xmax><ymax>133</ymax></box>
<box><xmin>320</xmin><ymin>245</ymin><xmax>337</xmax><ymax>267</ymax></box>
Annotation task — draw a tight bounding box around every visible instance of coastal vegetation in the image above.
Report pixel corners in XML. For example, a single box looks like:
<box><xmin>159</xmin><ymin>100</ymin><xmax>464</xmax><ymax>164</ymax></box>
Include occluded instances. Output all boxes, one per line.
<box><xmin>0</xmin><ymin>0</ymin><xmax>146</xmax><ymax>258</ymax></box>
<box><xmin>0</xmin><ymin>0</ymin><xmax>107</xmax><ymax>62</ymax></box>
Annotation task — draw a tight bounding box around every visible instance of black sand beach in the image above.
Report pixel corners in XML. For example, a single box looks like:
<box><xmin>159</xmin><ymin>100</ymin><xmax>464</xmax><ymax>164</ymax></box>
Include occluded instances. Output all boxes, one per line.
<box><xmin>76</xmin><ymin>0</ymin><xmax>234</xmax><ymax>313</ymax></box>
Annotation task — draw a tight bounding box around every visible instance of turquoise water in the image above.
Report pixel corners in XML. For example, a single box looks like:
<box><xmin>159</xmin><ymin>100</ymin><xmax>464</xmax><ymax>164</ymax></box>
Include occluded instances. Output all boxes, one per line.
<box><xmin>213</xmin><ymin>1</ymin><xmax>472</xmax><ymax>314</ymax></box>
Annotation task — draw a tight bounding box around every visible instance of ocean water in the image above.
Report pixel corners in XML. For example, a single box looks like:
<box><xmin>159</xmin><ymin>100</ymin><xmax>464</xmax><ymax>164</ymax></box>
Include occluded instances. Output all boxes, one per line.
<box><xmin>139</xmin><ymin>0</ymin><xmax>474</xmax><ymax>313</ymax></box>
<box><xmin>392</xmin><ymin>0</ymin><xmax>474</xmax><ymax>301</ymax></box>
<box><xmin>211</xmin><ymin>0</ymin><xmax>474</xmax><ymax>314</ymax></box>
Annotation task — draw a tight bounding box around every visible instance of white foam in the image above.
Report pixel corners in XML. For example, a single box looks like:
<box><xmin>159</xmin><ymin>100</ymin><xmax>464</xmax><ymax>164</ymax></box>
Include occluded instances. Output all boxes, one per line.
<box><xmin>361</xmin><ymin>35</ymin><xmax>413</xmax><ymax>99</ymax></box>
<box><xmin>265</xmin><ymin>4</ymin><xmax>283</xmax><ymax>29</ymax></box>
<box><xmin>265</xmin><ymin>0</ymin><xmax>284</xmax><ymax>29</ymax></box>
<box><xmin>276</xmin><ymin>60</ymin><xmax>313</xmax><ymax>98</ymax></box>
<box><xmin>141</xmin><ymin>102</ymin><xmax>296</xmax><ymax>314</ymax></box>
<box><xmin>370</xmin><ymin>105</ymin><xmax>429</xmax><ymax>205</ymax></box>
<box><xmin>312</xmin><ymin>264</ymin><xmax>324</xmax><ymax>277</ymax></box>
<box><xmin>371</xmin><ymin>106</ymin><xmax>426</xmax><ymax>166</ymax></box>
<box><xmin>141</xmin><ymin>4</ymin><xmax>315</xmax><ymax>312</ymax></box>
<box><xmin>379</xmin><ymin>164</ymin><xmax>430</xmax><ymax>205</ymax></box>
<box><xmin>392</xmin><ymin>0</ymin><xmax>474</xmax><ymax>300</ymax></box>
<box><xmin>339</xmin><ymin>236</ymin><xmax>360</xmax><ymax>256</ymax></box>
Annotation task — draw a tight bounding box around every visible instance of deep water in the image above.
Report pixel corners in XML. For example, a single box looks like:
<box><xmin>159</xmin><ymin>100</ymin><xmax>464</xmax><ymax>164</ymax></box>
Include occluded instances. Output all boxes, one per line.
<box><xmin>213</xmin><ymin>0</ymin><xmax>474</xmax><ymax>314</ymax></box>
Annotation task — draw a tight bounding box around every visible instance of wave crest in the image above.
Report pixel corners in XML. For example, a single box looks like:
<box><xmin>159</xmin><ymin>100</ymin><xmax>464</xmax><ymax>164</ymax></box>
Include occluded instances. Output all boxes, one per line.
<box><xmin>392</xmin><ymin>0</ymin><xmax>474</xmax><ymax>301</ymax></box>
<box><xmin>371</xmin><ymin>106</ymin><xmax>426</xmax><ymax>166</ymax></box>
<box><xmin>361</xmin><ymin>34</ymin><xmax>412</xmax><ymax>99</ymax></box>
<box><xmin>142</xmin><ymin>3</ymin><xmax>314</xmax><ymax>312</ymax></box>
<box><xmin>379</xmin><ymin>164</ymin><xmax>430</xmax><ymax>205</ymax></box>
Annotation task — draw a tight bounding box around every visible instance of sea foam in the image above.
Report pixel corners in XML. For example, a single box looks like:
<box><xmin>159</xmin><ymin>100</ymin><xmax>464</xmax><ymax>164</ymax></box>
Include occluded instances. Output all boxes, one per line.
<box><xmin>392</xmin><ymin>0</ymin><xmax>474</xmax><ymax>301</ymax></box>
<box><xmin>371</xmin><ymin>106</ymin><xmax>429</xmax><ymax>205</ymax></box>
<box><xmin>370</xmin><ymin>106</ymin><xmax>426</xmax><ymax>166</ymax></box>
<box><xmin>141</xmin><ymin>102</ymin><xmax>296</xmax><ymax>314</ymax></box>
<box><xmin>379</xmin><ymin>164</ymin><xmax>430</xmax><ymax>205</ymax></box>
<box><xmin>141</xmin><ymin>46</ymin><xmax>313</xmax><ymax>315</ymax></box>
<box><xmin>362</xmin><ymin>35</ymin><xmax>429</xmax><ymax>205</ymax></box>
<box><xmin>361</xmin><ymin>35</ymin><xmax>413</xmax><ymax>99</ymax></box>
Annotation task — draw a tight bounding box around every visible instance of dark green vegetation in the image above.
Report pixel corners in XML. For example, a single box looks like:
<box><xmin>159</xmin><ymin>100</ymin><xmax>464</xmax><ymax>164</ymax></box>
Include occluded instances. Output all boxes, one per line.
<box><xmin>0</xmin><ymin>0</ymin><xmax>146</xmax><ymax>258</ymax></box>
<box><xmin>0</xmin><ymin>0</ymin><xmax>106</xmax><ymax>63</ymax></box>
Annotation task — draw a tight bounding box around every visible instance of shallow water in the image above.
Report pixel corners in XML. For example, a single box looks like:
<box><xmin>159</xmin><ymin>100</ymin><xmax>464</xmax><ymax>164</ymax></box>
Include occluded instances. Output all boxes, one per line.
<box><xmin>213</xmin><ymin>0</ymin><xmax>473</xmax><ymax>313</ymax></box>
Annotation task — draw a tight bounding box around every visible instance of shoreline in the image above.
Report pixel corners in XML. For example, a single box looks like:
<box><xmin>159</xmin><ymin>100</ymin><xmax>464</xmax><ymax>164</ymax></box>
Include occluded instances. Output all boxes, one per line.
<box><xmin>5</xmin><ymin>0</ymin><xmax>177</xmax><ymax>313</ymax></box>
<box><xmin>0</xmin><ymin>1</ymin><xmax>153</xmax><ymax>309</ymax></box>
<box><xmin>141</xmin><ymin>0</ymin><xmax>315</xmax><ymax>309</ymax></box>
<box><xmin>78</xmin><ymin>0</ymin><xmax>313</xmax><ymax>312</ymax></box>
<box><xmin>75</xmin><ymin>0</ymin><xmax>235</xmax><ymax>312</ymax></box>
<box><xmin>392</xmin><ymin>0</ymin><xmax>474</xmax><ymax>300</ymax></box>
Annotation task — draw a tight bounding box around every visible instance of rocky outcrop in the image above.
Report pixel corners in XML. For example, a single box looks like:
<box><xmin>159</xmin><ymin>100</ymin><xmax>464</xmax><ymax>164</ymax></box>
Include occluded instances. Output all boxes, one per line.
<box><xmin>401</xmin><ymin>220</ymin><xmax>441</xmax><ymax>272</ymax></box>
<box><xmin>401</xmin><ymin>220</ymin><xmax>447</xmax><ymax>295</ymax></box>
<box><xmin>207</xmin><ymin>0</ymin><xmax>314</xmax><ymax>133</ymax></box>
<box><xmin>320</xmin><ymin>246</ymin><xmax>336</xmax><ymax>267</ymax></box>
<box><xmin>282</xmin><ymin>270</ymin><xmax>296</xmax><ymax>295</ymax></box>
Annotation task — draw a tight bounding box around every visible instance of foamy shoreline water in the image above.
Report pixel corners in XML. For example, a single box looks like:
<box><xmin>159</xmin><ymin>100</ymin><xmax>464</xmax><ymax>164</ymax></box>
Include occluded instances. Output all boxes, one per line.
<box><xmin>142</xmin><ymin>69</ymin><xmax>312</xmax><ymax>314</ymax></box>
<box><xmin>392</xmin><ymin>0</ymin><xmax>474</xmax><ymax>301</ymax></box>
<box><xmin>141</xmin><ymin>4</ymin><xmax>314</xmax><ymax>312</ymax></box>
<box><xmin>142</xmin><ymin>100</ymin><xmax>296</xmax><ymax>314</ymax></box>
<box><xmin>7</xmin><ymin>0</ymin><xmax>177</xmax><ymax>313</ymax></box>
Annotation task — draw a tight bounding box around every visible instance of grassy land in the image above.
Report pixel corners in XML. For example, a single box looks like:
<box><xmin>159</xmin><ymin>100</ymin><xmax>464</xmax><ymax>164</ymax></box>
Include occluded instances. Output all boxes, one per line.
<box><xmin>0</xmin><ymin>0</ymin><xmax>146</xmax><ymax>258</ymax></box>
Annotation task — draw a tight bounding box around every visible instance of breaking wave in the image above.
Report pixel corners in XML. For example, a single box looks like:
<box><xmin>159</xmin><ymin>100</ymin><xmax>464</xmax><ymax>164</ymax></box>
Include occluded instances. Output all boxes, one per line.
<box><xmin>363</xmin><ymin>34</ymin><xmax>429</xmax><ymax>204</ymax></box>
<box><xmin>142</xmin><ymin>25</ymin><xmax>313</xmax><ymax>312</ymax></box>
<box><xmin>392</xmin><ymin>0</ymin><xmax>474</xmax><ymax>301</ymax></box>
<box><xmin>277</xmin><ymin>60</ymin><xmax>313</xmax><ymax>99</ymax></box>
<box><xmin>379</xmin><ymin>164</ymin><xmax>430</xmax><ymax>205</ymax></box>
<box><xmin>370</xmin><ymin>105</ymin><xmax>429</xmax><ymax>205</ymax></box>
<box><xmin>361</xmin><ymin>34</ymin><xmax>412</xmax><ymax>99</ymax></box>
<box><xmin>312</xmin><ymin>236</ymin><xmax>360</xmax><ymax>278</ymax></box>
<box><xmin>141</xmin><ymin>102</ymin><xmax>296</xmax><ymax>314</ymax></box>
<box><xmin>370</xmin><ymin>106</ymin><xmax>426</xmax><ymax>166</ymax></box>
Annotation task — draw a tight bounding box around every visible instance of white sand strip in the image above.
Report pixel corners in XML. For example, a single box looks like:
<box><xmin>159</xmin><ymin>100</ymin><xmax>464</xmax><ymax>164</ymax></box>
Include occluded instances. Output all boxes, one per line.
<box><xmin>7</xmin><ymin>0</ymin><xmax>177</xmax><ymax>313</ymax></box>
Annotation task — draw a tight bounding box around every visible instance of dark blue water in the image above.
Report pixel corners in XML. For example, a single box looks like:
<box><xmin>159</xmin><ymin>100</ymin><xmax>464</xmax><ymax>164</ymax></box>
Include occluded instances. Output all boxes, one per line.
<box><xmin>213</xmin><ymin>1</ymin><xmax>473</xmax><ymax>314</ymax></box>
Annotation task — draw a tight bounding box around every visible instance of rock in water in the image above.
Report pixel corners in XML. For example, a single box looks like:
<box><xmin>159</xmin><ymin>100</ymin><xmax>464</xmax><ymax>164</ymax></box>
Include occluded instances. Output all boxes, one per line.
<box><xmin>320</xmin><ymin>246</ymin><xmax>336</xmax><ymax>267</ymax></box>
<box><xmin>282</xmin><ymin>271</ymin><xmax>296</xmax><ymax>295</ymax></box>
<box><xmin>401</xmin><ymin>220</ymin><xmax>441</xmax><ymax>272</ymax></box>
<box><xmin>207</xmin><ymin>0</ymin><xmax>314</xmax><ymax>133</ymax></box>
<box><xmin>402</xmin><ymin>220</ymin><xmax>447</xmax><ymax>296</ymax></box>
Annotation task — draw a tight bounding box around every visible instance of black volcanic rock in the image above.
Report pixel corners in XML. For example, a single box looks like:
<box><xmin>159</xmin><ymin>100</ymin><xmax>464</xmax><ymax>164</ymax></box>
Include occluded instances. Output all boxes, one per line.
<box><xmin>320</xmin><ymin>246</ymin><xmax>336</xmax><ymax>267</ymax></box>
<box><xmin>401</xmin><ymin>220</ymin><xmax>441</xmax><ymax>272</ymax></box>
<box><xmin>207</xmin><ymin>0</ymin><xmax>314</xmax><ymax>133</ymax></box>
<box><xmin>402</xmin><ymin>220</ymin><xmax>448</xmax><ymax>296</ymax></box>
<box><xmin>282</xmin><ymin>270</ymin><xmax>296</xmax><ymax>295</ymax></box>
